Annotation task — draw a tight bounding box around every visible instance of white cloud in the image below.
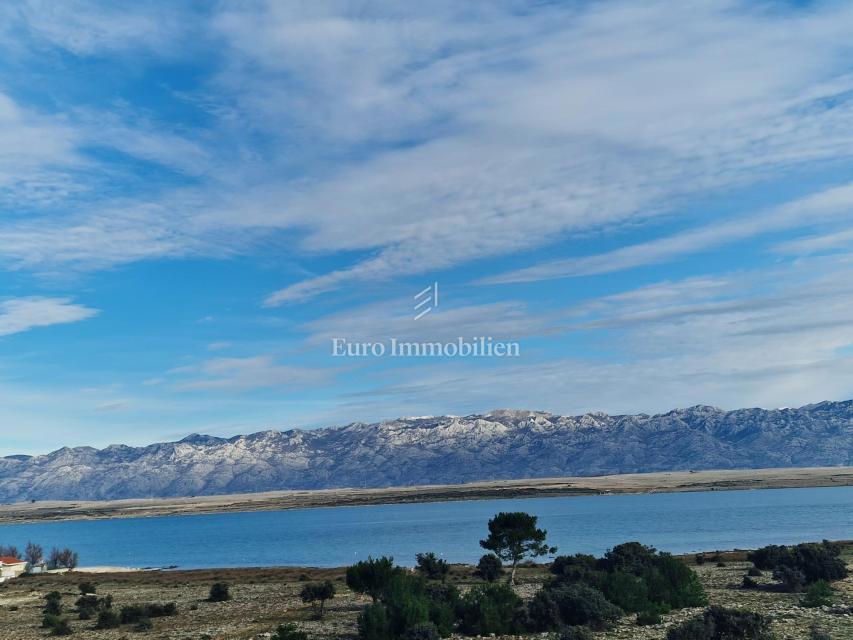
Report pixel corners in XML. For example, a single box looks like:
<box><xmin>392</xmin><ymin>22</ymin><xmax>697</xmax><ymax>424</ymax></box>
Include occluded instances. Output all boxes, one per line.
<box><xmin>480</xmin><ymin>183</ymin><xmax>853</xmax><ymax>284</ymax></box>
<box><xmin>1</xmin><ymin>1</ymin><xmax>853</xmax><ymax>296</ymax></box>
<box><xmin>308</xmin><ymin>254</ymin><xmax>853</xmax><ymax>420</ymax></box>
<box><xmin>172</xmin><ymin>355</ymin><xmax>333</xmax><ymax>392</ymax></box>
<box><xmin>0</xmin><ymin>297</ymin><xmax>98</xmax><ymax>337</ymax></box>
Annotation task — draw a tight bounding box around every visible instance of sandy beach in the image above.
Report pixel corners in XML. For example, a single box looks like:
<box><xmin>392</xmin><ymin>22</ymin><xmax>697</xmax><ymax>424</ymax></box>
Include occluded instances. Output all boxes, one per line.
<box><xmin>0</xmin><ymin>466</ymin><xmax>850</xmax><ymax>526</ymax></box>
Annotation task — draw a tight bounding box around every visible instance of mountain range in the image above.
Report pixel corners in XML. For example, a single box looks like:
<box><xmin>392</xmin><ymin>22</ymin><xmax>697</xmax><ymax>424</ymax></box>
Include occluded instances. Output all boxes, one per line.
<box><xmin>1</xmin><ymin>401</ymin><xmax>851</xmax><ymax>502</ymax></box>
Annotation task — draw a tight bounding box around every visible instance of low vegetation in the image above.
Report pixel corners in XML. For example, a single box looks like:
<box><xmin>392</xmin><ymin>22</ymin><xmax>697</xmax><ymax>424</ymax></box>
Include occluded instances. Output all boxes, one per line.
<box><xmin>0</xmin><ymin>519</ymin><xmax>850</xmax><ymax>638</ymax></box>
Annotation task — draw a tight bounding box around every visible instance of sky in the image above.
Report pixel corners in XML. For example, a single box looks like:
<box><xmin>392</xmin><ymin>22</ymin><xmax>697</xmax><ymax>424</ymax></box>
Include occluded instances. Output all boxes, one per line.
<box><xmin>2</xmin><ymin>0</ymin><xmax>853</xmax><ymax>455</ymax></box>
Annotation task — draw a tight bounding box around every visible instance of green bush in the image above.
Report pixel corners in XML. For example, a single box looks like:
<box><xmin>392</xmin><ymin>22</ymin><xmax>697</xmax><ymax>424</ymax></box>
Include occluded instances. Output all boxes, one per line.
<box><xmin>401</xmin><ymin>621</ymin><xmax>440</xmax><ymax>640</ymax></box>
<box><xmin>358</xmin><ymin>602</ymin><xmax>391</xmax><ymax>640</ymax></box>
<box><xmin>415</xmin><ymin>553</ymin><xmax>449</xmax><ymax>581</ymax></box>
<box><xmin>526</xmin><ymin>589</ymin><xmax>561</xmax><ymax>631</ymax></box>
<box><xmin>95</xmin><ymin>609</ymin><xmax>120</xmax><ymax>629</ymax></box>
<box><xmin>551</xmin><ymin>544</ymin><xmax>706</xmax><ymax>613</ymax></box>
<box><xmin>44</xmin><ymin>591</ymin><xmax>63</xmax><ymax>616</ymax></box>
<box><xmin>637</xmin><ymin>602</ymin><xmax>670</xmax><ymax>626</ymax></box>
<box><xmin>423</xmin><ymin>583</ymin><xmax>459</xmax><ymax>637</ymax></box>
<box><xmin>43</xmin><ymin>613</ymin><xmax>62</xmax><ymax>629</ymax></box>
<box><xmin>458</xmin><ymin>583</ymin><xmax>525</xmax><ymax>636</ymax></box>
<box><xmin>271</xmin><ymin>623</ymin><xmax>309</xmax><ymax>640</ymax></box>
<box><xmin>601</xmin><ymin>542</ymin><xmax>658</xmax><ymax>575</ymax></box>
<box><xmin>644</xmin><ymin>554</ymin><xmax>707</xmax><ymax>608</ymax></box>
<box><xmin>550</xmin><ymin>554</ymin><xmax>599</xmax><ymax>584</ymax></box>
<box><xmin>748</xmin><ymin>567</ymin><xmax>762</xmax><ymax>577</ymax></box>
<box><xmin>133</xmin><ymin>616</ymin><xmax>153</xmax><ymax>632</ymax></box>
<box><xmin>559</xmin><ymin>626</ymin><xmax>594</xmax><ymax>640</ymax></box>
<box><xmin>49</xmin><ymin>618</ymin><xmax>73</xmax><ymax>636</ymax></box>
<box><xmin>208</xmin><ymin>582</ymin><xmax>231</xmax><ymax>602</ymax></box>
<box><xmin>120</xmin><ymin>603</ymin><xmax>176</xmax><ymax>624</ymax></box>
<box><xmin>548</xmin><ymin>583</ymin><xmax>622</xmax><ymax>630</ymax></box>
<box><xmin>602</xmin><ymin>570</ymin><xmax>650</xmax><ymax>612</ymax></box>
<box><xmin>381</xmin><ymin>573</ymin><xmax>432</xmax><ymax>637</ymax></box>
<box><xmin>666</xmin><ymin>606</ymin><xmax>773</xmax><ymax>640</ymax></box>
<box><xmin>475</xmin><ymin>554</ymin><xmax>503</xmax><ymax>582</ymax></box>
<box><xmin>300</xmin><ymin>581</ymin><xmax>336</xmax><ymax>618</ymax></box>
<box><xmin>801</xmin><ymin>580</ymin><xmax>834</xmax><ymax>608</ymax></box>
<box><xmin>347</xmin><ymin>557</ymin><xmax>400</xmax><ymax>602</ymax></box>
<box><xmin>775</xmin><ymin>566</ymin><xmax>807</xmax><ymax>593</ymax></box>
<box><xmin>748</xmin><ymin>541</ymin><xmax>847</xmax><ymax>591</ymax></box>
<box><xmin>78</xmin><ymin>582</ymin><xmax>96</xmax><ymax>595</ymax></box>
<box><xmin>637</xmin><ymin>610</ymin><xmax>662</xmax><ymax>625</ymax></box>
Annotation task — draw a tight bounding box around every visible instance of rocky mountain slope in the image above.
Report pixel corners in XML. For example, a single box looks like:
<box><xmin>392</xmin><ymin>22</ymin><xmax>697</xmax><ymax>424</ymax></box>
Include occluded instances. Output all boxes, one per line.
<box><xmin>1</xmin><ymin>401</ymin><xmax>851</xmax><ymax>501</ymax></box>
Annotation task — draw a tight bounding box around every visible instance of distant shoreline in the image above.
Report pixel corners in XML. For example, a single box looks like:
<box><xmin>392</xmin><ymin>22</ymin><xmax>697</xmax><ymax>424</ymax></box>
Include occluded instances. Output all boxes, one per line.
<box><xmin>0</xmin><ymin>466</ymin><xmax>850</xmax><ymax>525</ymax></box>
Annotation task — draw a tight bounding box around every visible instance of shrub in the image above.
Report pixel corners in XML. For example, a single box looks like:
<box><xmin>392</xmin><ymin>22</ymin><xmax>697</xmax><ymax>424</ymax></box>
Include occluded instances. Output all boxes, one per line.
<box><xmin>666</xmin><ymin>606</ymin><xmax>774</xmax><ymax>640</ymax></box>
<box><xmin>415</xmin><ymin>553</ymin><xmax>449</xmax><ymax>581</ymax></box>
<box><xmin>95</xmin><ymin>609</ymin><xmax>121</xmax><ymax>629</ymax></box>
<box><xmin>78</xmin><ymin>582</ymin><xmax>96</xmax><ymax>595</ymax></box>
<box><xmin>550</xmin><ymin>554</ymin><xmax>599</xmax><ymax>583</ymax></box>
<box><xmin>133</xmin><ymin>616</ymin><xmax>153</xmax><ymax>631</ymax></box>
<box><xmin>381</xmin><ymin>573</ymin><xmax>432</xmax><ymax>638</ymax></box>
<box><xmin>401</xmin><ymin>621</ymin><xmax>440</xmax><ymax>640</ymax></box>
<box><xmin>120</xmin><ymin>603</ymin><xmax>176</xmax><ymax>624</ymax></box>
<box><xmin>748</xmin><ymin>567</ymin><xmax>762</xmax><ymax>577</ymax></box>
<box><xmin>208</xmin><ymin>582</ymin><xmax>231</xmax><ymax>602</ymax></box>
<box><xmin>748</xmin><ymin>541</ymin><xmax>847</xmax><ymax>590</ymax></box>
<box><xmin>272</xmin><ymin>623</ymin><xmax>309</xmax><ymax>640</ymax></box>
<box><xmin>49</xmin><ymin>618</ymin><xmax>73</xmax><ymax>636</ymax></box>
<box><xmin>43</xmin><ymin>613</ymin><xmax>62</xmax><ymax>629</ymax></box>
<box><xmin>358</xmin><ymin>602</ymin><xmax>391</xmax><ymax>640</ymax></box>
<box><xmin>347</xmin><ymin>557</ymin><xmax>400</xmax><ymax>602</ymax></box>
<box><xmin>76</xmin><ymin>593</ymin><xmax>112</xmax><ymax>619</ymax></box>
<box><xmin>300</xmin><ymin>581</ymin><xmax>336</xmax><ymax>618</ymax></box>
<box><xmin>600</xmin><ymin>542</ymin><xmax>657</xmax><ymax>575</ymax></box>
<box><xmin>801</xmin><ymin>580</ymin><xmax>834</xmax><ymax>608</ymax></box>
<box><xmin>475</xmin><ymin>554</ymin><xmax>503</xmax><ymax>582</ymax></box>
<box><xmin>775</xmin><ymin>566</ymin><xmax>807</xmax><ymax>593</ymax></box>
<box><xmin>423</xmin><ymin>583</ymin><xmax>459</xmax><ymax>637</ymax></box>
<box><xmin>644</xmin><ymin>553</ymin><xmax>707</xmax><ymax>608</ymax></box>
<box><xmin>742</xmin><ymin>576</ymin><xmax>759</xmax><ymax>589</ymax></box>
<box><xmin>667</xmin><ymin>617</ymin><xmax>714</xmax><ymax>640</ymax></box>
<box><xmin>602</xmin><ymin>570</ymin><xmax>650</xmax><ymax>612</ymax></box>
<box><xmin>548</xmin><ymin>583</ymin><xmax>622</xmax><ymax>630</ymax></box>
<box><xmin>559</xmin><ymin>626</ymin><xmax>594</xmax><ymax>640</ymax></box>
<box><xmin>526</xmin><ymin>589</ymin><xmax>561</xmax><ymax>631</ymax></box>
<box><xmin>637</xmin><ymin>609</ymin><xmax>662</xmax><ymax>625</ymax></box>
<box><xmin>458</xmin><ymin>583</ymin><xmax>525</xmax><ymax>635</ymax></box>
<box><xmin>44</xmin><ymin>591</ymin><xmax>63</xmax><ymax>616</ymax></box>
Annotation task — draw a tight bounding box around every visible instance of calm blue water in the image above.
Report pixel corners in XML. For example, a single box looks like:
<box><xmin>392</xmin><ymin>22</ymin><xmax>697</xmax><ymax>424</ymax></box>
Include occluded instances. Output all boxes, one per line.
<box><xmin>0</xmin><ymin>487</ymin><xmax>850</xmax><ymax>569</ymax></box>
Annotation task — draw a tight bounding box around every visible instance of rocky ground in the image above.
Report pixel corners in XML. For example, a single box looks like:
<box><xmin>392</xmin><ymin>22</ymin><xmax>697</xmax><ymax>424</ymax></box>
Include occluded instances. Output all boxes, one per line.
<box><xmin>0</xmin><ymin>547</ymin><xmax>851</xmax><ymax>640</ymax></box>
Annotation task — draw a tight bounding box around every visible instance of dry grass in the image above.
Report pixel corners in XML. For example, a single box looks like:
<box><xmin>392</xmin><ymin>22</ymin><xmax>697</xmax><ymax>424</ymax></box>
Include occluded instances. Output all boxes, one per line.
<box><xmin>1</xmin><ymin>546</ymin><xmax>850</xmax><ymax>640</ymax></box>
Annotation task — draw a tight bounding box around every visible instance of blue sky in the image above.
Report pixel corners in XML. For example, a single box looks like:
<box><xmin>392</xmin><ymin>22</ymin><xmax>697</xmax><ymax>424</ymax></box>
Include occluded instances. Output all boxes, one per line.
<box><xmin>2</xmin><ymin>0</ymin><xmax>853</xmax><ymax>455</ymax></box>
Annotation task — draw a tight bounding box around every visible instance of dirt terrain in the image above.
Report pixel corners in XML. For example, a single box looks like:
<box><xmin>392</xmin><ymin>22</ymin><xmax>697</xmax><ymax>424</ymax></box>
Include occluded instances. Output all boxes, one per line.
<box><xmin>1</xmin><ymin>466</ymin><xmax>851</xmax><ymax>525</ymax></box>
<box><xmin>1</xmin><ymin>545</ymin><xmax>851</xmax><ymax>640</ymax></box>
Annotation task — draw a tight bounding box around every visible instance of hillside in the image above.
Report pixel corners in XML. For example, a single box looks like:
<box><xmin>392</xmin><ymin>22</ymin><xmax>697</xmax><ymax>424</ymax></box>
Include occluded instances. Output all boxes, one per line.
<box><xmin>1</xmin><ymin>401</ymin><xmax>851</xmax><ymax>501</ymax></box>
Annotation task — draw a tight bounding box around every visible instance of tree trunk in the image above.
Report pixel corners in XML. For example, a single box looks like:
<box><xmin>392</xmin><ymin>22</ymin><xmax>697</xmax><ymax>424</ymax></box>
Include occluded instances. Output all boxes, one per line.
<box><xmin>510</xmin><ymin>559</ymin><xmax>518</xmax><ymax>585</ymax></box>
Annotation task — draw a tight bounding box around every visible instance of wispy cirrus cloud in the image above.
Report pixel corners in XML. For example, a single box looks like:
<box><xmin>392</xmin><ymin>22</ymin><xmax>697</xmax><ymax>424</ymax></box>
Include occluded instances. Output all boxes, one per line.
<box><xmin>0</xmin><ymin>297</ymin><xmax>98</xmax><ymax>337</ymax></box>
<box><xmin>2</xmin><ymin>1</ymin><xmax>853</xmax><ymax>292</ymax></box>
<box><xmin>172</xmin><ymin>355</ymin><xmax>332</xmax><ymax>392</ymax></box>
<box><xmin>479</xmin><ymin>183</ymin><xmax>853</xmax><ymax>284</ymax></box>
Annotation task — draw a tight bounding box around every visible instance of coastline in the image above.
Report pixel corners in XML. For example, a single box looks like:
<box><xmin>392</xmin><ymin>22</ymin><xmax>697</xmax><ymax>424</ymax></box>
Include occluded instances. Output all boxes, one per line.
<box><xmin>0</xmin><ymin>465</ymin><xmax>850</xmax><ymax>525</ymax></box>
